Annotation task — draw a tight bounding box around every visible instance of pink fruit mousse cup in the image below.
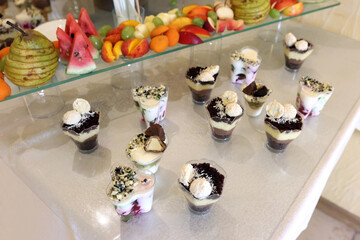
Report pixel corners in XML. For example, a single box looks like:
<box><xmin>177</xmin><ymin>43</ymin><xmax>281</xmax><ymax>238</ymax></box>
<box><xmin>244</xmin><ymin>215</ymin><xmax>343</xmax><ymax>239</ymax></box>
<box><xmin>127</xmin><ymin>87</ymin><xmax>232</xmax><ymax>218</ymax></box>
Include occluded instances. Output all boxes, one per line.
<box><xmin>296</xmin><ymin>76</ymin><xmax>334</xmax><ymax>119</ymax></box>
<box><xmin>230</xmin><ymin>47</ymin><xmax>261</xmax><ymax>85</ymax></box>
<box><xmin>107</xmin><ymin>164</ymin><xmax>155</xmax><ymax>222</ymax></box>
<box><xmin>132</xmin><ymin>85</ymin><xmax>168</xmax><ymax>127</ymax></box>
<box><xmin>178</xmin><ymin>159</ymin><xmax>226</xmax><ymax>214</ymax></box>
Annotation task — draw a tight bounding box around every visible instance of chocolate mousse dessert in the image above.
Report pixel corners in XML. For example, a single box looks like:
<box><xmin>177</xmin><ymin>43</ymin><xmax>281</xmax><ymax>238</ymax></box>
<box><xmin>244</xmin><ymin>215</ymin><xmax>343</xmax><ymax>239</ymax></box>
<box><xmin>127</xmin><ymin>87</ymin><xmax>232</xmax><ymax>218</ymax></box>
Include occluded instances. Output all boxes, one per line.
<box><xmin>0</xmin><ymin>18</ymin><xmax>18</xmax><ymax>50</ymax></box>
<box><xmin>186</xmin><ymin>65</ymin><xmax>219</xmax><ymax>104</ymax></box>
<box><xmin>178</xmin><ymin>160</ymin><xmax>226</xmax><ymax>214</ymax></box>
<box><xmin>62</xmin><ymin>98</ymin><xmax>100</xmax><ymax>153</ymax></box>
<box><xmin>283</xmin><ymin>32</ymin><xmax>313</xmax><ymax>72</ymax></box>
<box><xmin>242</xmin><ymin>81</ymin><xmax>272</xmax><ymax>117</ymax></box>
<box><xmin>205</xmin><ymin>91</ymin><xmax>243</xmax><ymax>141</ymax></box>
<box><xmin>264</xmin><ymin>101</ymin><xmax>303</xmax><ymax>153</ymax></box>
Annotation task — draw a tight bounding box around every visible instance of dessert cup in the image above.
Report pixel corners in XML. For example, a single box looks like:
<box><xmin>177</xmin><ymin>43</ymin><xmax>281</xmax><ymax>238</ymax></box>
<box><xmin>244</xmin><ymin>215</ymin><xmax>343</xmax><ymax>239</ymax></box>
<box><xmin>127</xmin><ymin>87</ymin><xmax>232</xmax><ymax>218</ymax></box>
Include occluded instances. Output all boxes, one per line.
<box><xmin>62</xmin><ymin>99</ymin><xmax>100</xmax><ymax>154</ymax></box>
<box><xmin>178</xmin><ymin>159</ymin><xmax>226</xmax><ymax>214</ymax></box>
<box><xmin>126</xmin><ymin>132</ymin><xmax>168</xmax><ymax>174</ymax></box>
<box><xmin>230</xmin><ymin>47</ymin><xmax>261</xmax><ymax>85</ymax></box>
<box><xmin>242</xmin><ymin>82</ymin><xmax>272</xmax><ymax>117</ymax></box>
<box><xmin>205</xmin><ymin>97</ymin><xmax>243</xmax><ymax>142</ymax></box>
<box><xmin>283</xmin><ymin>39</ymin><xmax>313</xmax><ymax>72</ymax></box>
<box><xmin>185</xmin><ymin>66</ymin><xmax>219</xmax><ymax>104</ymax></box>
<box><xmin>107</xmin><ymin>164</ymin><xmax>155</xmax><ymax>222</ymax></box>
<box><xmin>132</xmin><ymin>85</ymin><xmax>168</xmax><ymax>127</ymax></box>
<box><xmin>296</xmin><ymin>76</ymin><xmax>334</xmax><ymax>119</ymax></box>
<box><xmin>264</xmin><ymin>101</ymin><xmax>303</xmax><ymax>153</ymax></box>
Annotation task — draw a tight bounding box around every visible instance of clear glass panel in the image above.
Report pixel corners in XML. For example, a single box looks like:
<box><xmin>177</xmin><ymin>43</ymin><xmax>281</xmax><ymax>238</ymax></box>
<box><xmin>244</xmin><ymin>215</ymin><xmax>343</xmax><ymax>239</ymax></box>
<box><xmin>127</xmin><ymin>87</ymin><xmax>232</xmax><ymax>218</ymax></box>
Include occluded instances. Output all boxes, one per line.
<box><xmin>2</xmin><ymin>0</ymin><xmax>339</xmax><ymax>102</ymax></box>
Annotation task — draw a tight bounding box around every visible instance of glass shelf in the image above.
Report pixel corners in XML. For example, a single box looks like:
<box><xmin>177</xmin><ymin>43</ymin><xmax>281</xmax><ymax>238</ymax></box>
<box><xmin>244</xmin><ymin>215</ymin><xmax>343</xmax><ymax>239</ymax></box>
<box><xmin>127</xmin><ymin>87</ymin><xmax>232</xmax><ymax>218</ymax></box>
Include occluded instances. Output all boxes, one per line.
<box><xmin>3</xmin><ymin>0</ymin><xmax>339</xmax><ymax>102</ymax></box>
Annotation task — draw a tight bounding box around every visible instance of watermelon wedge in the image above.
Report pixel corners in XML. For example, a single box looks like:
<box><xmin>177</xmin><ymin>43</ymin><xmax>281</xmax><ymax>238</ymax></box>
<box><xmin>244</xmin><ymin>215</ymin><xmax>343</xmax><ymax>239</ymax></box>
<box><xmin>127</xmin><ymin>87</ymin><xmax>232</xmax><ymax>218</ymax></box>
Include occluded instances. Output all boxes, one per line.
<box><xmin>56</xmin><ymin>27</ymin><xmax>72</xmax><ymax>65</ymax></box>
<box><xmin>78</xmin><ymin>8</ymin><xmax>100</xmax><ymax>38</ymax></box>
<box><xmin>68</xmin><ymin>20</ymin><xmax>99</xmax><ymax>59</ymax></box>
<box><xmin>66</xmin><ymin>32</ymin><xmax>96</xmax><ymax>75</ymax></box>
<box><xmin>65</xmin><ymin>13</ymin><xmax>76</xmax><ymax>35</ymax></box>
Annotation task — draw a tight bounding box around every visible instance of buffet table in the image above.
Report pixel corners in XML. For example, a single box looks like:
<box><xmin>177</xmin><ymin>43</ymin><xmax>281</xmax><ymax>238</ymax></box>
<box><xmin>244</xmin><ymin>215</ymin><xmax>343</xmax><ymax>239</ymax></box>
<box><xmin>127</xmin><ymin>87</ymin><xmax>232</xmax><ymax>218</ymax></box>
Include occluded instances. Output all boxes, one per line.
<box><xmin>1</xmin><ymin>20</ymin><xmax>360</xmax><ymax>240</ymax></box>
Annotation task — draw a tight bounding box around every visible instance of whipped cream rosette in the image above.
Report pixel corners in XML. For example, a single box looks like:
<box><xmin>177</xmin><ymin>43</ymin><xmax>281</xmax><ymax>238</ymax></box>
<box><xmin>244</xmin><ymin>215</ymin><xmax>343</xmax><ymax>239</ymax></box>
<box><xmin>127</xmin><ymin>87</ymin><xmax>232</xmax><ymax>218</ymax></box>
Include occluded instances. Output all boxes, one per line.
<box><xmin>185</xmin><ymin>65</ymin><xmax>219</xmax><ymax>104</ymax></box>
<box><xmin>283</xmin><ymin>32</ymin><xmax>314</xmax><ymax>72</ymax></box>
<box><xmin>264</xmin><ymin>101</ymin><xmax>303</xmax><ymax>153</ymax></box>
<box><xmin>62</xmin><ymin>98</ymin><xmax>100</xmax><ymax>153</ymax></box>
<box><xmin>205</xmin><ymin>91</ymin><xmax>244</xmax><ymax>141</ymax></box>
<box><xmin>132</xmin><ymin>85</ymin><xmax>168</xmax><ymax>127</ymax></box>
<box><xmin>107</xmin><ymin>165</ymin><xmax>155</xmax><ymax>222</ymax></box>
<box><xmin>178</xmin><ymin>160</ymin><xmax>226</xmax><ymax>214</ymax></box>
<box><xmin>230</xmin><ymin>47</ymin><xmax>261</xmax><ymax>85</ymax></box>
<box><xmin>296</xmin><ymin>76</ymin><xmax>334</xmax><ymax>119</ymax></box>
<box><xmin>242</xmin><ymin>81</ymin><xmax>272</xmax><ymax>117</ymax></box>
<box><xmin>126</xmin><ymin>124</ymin><xmax>167</xmax><ymax>174</ymax></box>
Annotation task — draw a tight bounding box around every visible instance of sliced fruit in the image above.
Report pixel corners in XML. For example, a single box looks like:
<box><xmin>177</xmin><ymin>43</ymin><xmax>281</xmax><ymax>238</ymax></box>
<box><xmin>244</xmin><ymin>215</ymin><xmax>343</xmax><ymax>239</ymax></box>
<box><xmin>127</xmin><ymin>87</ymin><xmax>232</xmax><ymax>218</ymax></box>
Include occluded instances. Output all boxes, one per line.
<box><xmin>168</xmin><ymin>8</ymin><xmax>179</xmax><ymax>15</ymax></box>
<box><xmin>106</xmin><ymin>26</ymin><xmax>124</xmax><ymax>37</ymax></box>
<box><xmin>164</xmin><ymin>29</ymin><xmax>179</xmax><ymax>47</ymax></box>
<box><xmin>192</xmin><ymin>17</ymin><xmax>205</xmax><ymax>27</ymax></box>
<box><xmin>135</xmin><ymin>23</ymin><xmax>150</xmax><ymax>38</ymax></box>
<box><xmin>0</xmin><ymin>76</ymin><xmax>11</xmax><ymax>101</ymax></box>
<box><xmin>0</xmin><ymin>54</ymin><xmax>6</xmax><ymax>72</ymax></box>
<box><xmin>65</xmin><ymin>13</ymin><xmax>76</xmax><ymax>34</ymax></box>
<box><xmin>203</xmin><ymin>17</ymin><xmax>216</xmax><ymax>32</ymax></box>
<box><xmin>273</xmin><ymin>0</ymin><xmax>298</xmax><ymax>11</ymax></box>
<box><xmin>283</xmin><ymin>2</ymin><xmax>303</xmax><ymax>16</ymax></box>
<box><xmin>178</xmin><ymin>31</ymin><xmax>203</xmax><ymax>45</ymax></box>
<box><xmin>234</xmin><ymin>19</ymin><xmax>244</xmax><ymax>31</ymax></box>
<box><xmin>157</xmin><ymin>13</ymin><xmax>172</xmax><ymax>26</ymax></box>
<box><xmin>10</xmin><ymin>45</ymin><xmax>55</xmax><ymax>56</ymax></box>
<box><xmin>216</xmin><ymin>6</ymin><xmax>234</xmax><ymax>20</ymax></box>
<box><xmin>101</xmin><ymin>41</ymin><xmax>115</xmax><ymax>63</ymax></box>
<box><xmin>5</xmin><ymin>60</ymin><xmax>58</xmax><ymax>75</ymax></box>
<box><xmin>144</xmin><ymin>22</ymin><xmax>156</xmax><ymax>34</ymax></box>
<box><xmin>152</xmin><ymin>17</ymin><xmax>164</xmax><ymax>27</ymax></box>
<box><xmin>78</xmin><ymin>8</ymin><xmax>100</xmax><ymax>37</ymax></box>
<box><xmin>216</xmin><ymin>19</ymin><xmax>227</xmax><ymax>33</ymax></box>
<box><xmin>182</xmin><ymin>4</ymin><xmax>199</xmax><ymax>15</ymax></box>
<box><xmin>119</xmin><ymin>20</ymin><xmax>139</xmax><ymax>29</ymax></box>
<box><xmin>5</xmin><ymin>68</ymin><xmax>56</xmax><ymax>87</ymax></box>
<box><xmin>89</xmin><ymin>35</ymin><xmax>103</xmax><ymax>50</ymax></box>
<box><xmin>170</xmin><ymin>17</ymin><xmax>192</xmax><ymax>29</ymax></box>
<box><xmin>5</xmin><ymin>54</ymin><xmax>58</xmax><ymax>68</ymax></box>
<box><xmin>207</xmin><ymin>11</ymin><xmax>217</xmax><ymax>23</ymax></box>
<box><xmin>52</xmin><ymin>41</ymin><xmax>60</xmax><ymax>49</ymax></box>
<box><xmin>68</xmin><ymin>20</ymin><xmax>99</xmax><ymax>59</ymax></box>
<box><xmin>0</xmin><ymin>47</ymin><xmax>10</xmax><ymax>60</ymax></box>
<box><xmin>144</xmin><ymin>15</ymin><xmax>155</xmax><ymax>24</ymax></box>
<box><xmin>8</xmin><ymin>49</ymin><xmax>58</xmax><ymax>62</ymax></box>
<box><xmin>128</xmin><ymin>38</ymin><xmax>149</xmax><ymax>58</ymax></box>
<box><xmin>112</xmin><ymin>41</ymin><xmax>123</xmax><ymax>60</ymax></box>
<box><xmin>168</xmin><ymin>24</ymin><xmax>180</xmax><ymax>32</ymax></box>
<box><xmin>103</xmin><ymin>34</ymin><xmax>122</xmax><ymax>45</ymax></box>
<box><xmin>66</xmin><ymin>32</ymin><xmax>96</xmax><ymax>75</ymax></box>
<box><xmin>150</xmin><ymin>35</ymin><xmax>169</xmax><ymax>53</ymax></box>
<box><xmin>226</xmin><ymin>19</ymin><xmax>238</xmax><ymax>31</ymax></box>
<box><xmin>121</xmin><ymin>25</ymin><xmax>135</xmax><ymax>40</ymax></box>
<box><xmin>180</xmin><ymin>25</ymin><xmax>211</xmax><ymax>38</ymax></box>
<box><xmin>121</xmin><ymin>39</ymin><xmax>141</xmax><ymax>57</ymax></box>
<box><xmin>187</xmin><ymin>6</ymin><xmax>211</xmax><ymax>21</ymax></box>
<box><xmin>150</xmin><ymin>25</ymin><xmax>169</xmax><ymax>38</ymax></box>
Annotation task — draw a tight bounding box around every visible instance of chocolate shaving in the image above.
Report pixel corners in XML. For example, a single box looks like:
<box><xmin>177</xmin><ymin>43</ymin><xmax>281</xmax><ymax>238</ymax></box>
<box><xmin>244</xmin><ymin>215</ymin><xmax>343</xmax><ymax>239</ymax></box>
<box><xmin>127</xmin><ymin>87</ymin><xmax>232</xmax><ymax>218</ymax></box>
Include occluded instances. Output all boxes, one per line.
<box><xmin>253</xmin><ymin>86</ymin><xmax>268</xmax><ymax>97</ymax></box>
<box><xmin>144</xmin><ymin>136</ymin><xmax>167</xmax><ymax>153</ymax></box>
<box><xmin>145</xmin><ymin>124</ymin><xmax>166</xmax><ymax>142</ymax></box>
<box><xmin>242</xmin><ymin>81</ymin><xmax>257</xmax><ymax>95</ymax></box>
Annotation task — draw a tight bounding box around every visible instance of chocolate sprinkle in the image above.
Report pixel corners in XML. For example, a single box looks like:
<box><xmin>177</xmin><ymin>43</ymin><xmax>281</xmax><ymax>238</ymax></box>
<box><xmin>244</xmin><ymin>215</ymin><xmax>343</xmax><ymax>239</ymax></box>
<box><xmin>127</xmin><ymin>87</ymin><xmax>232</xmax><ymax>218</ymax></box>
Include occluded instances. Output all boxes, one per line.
<box><xmin>265</xmin><ymin>114</ymin><xmax>303</xmax><ymax>132</ymax></box>
<box><xmin>62</xmin><ymin>111</ymin><xmax>99</xmax><ymax>134</ymax></box>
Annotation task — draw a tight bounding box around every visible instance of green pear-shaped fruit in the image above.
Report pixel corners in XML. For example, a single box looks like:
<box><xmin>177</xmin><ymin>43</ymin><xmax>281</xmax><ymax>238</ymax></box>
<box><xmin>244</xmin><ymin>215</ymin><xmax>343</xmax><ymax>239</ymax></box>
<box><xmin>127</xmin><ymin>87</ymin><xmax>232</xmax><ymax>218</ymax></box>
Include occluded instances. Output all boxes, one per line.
<box><xmin>4</xmin><ymin>30</ymin><xmax>59</xmax><ymax>88</ymax></box>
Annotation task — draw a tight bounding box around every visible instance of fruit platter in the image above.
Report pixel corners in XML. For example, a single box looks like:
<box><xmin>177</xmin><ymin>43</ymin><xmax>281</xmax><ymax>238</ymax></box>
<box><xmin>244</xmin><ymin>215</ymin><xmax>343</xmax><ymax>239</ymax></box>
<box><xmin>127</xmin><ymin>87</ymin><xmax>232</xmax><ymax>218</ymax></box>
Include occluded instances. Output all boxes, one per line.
<box><xmin>0</xmin><ymin>0</ymin><xmax>339</xmax><ymax>102</ymax></box>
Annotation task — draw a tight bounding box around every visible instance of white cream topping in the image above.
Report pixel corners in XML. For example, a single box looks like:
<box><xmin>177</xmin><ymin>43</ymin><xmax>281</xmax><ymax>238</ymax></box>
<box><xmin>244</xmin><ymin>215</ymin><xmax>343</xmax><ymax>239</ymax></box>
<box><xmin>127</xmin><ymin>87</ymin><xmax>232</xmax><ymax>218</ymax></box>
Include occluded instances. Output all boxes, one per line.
<box><xmin>266</xmin><ymin>101</ymin><xmax>284</xmax><ymax>118</ymax></box>
<box><xmin>73</xmin><ymin>98</ymin><xmax>91</xmax><ymax>114</ymax></box>
<box><xmin>283</xmin><ymin>104</ymin><xmax>297</xmax><ymax>120</ymax></box>
<box><xmin>190</xmin><ymin>178</ymin><xmax>212</xmax><ymax>199</ymax></box>
<box><xmin>222</xmin><ymin>91</ymin><xmax>238</xmax><ymax>105</ymax></box>
<box><xmin>241</xmin><ymin>48</ymin><xmax>258</xmax><ymax>62</ymax></box>
<box><xmin>63</xmin><ymin>110</ymin><xmax>81</xmax><ymax>125</ymax></box>
<box><xmin>225</xmin><ymin>103</ymin><xmax>242</xmax><ymax>117</ymax></box>
<box><xmin>140</xmin><ymin>97</ymin><xmax>160</xmax><ymax>109</ymax></box>
<box><xmin>285</xmin><ymin>32</ymin><xmax>297</xmax><ymax>47</ymax></box>
<box><xmin>196</xmin><ymin>65</ymin><xmax>219</xmax><ymax>82</ymax></box>
<box><xmin>295</xmin><ymin>40</ymin><xmax>308</xmax><ymax>51</ymax></box>
<box><xmin>179</xmin><ymin>164</ymin><xmax>194</xmax><ymax>187</ymax></box>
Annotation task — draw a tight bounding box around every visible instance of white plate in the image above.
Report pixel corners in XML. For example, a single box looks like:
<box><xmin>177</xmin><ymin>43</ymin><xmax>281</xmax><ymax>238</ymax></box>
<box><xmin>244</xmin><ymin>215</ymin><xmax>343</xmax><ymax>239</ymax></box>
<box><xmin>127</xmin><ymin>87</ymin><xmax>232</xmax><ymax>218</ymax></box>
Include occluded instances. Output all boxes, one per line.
<box><xmin>35</xmin><ymin>19</ymin><xmax>66</xmax><ymax>41</ymax></box>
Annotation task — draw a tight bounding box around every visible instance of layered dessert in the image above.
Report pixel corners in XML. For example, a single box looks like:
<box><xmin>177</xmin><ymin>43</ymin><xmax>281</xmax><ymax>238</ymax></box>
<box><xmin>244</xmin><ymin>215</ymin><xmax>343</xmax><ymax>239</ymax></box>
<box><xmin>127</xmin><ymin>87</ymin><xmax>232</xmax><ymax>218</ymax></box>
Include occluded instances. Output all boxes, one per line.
<box><xmin>16</xmin><ymin>5</ymin><xmax>44</xmax><ymax>29</ymax></box>
<box><xmin>185</xmin><ymin>65</ymin><xmax>219</xmax><ymax>104</ymax></box>
<box><xmin>296</xmin><ymin>76</ymin><xmax>334</xmax><ymax>119</ymax></box>
<box><xmin>107</xmin><ymin>165</ymin><xmax>155</xmax><ymax>222</ymax></box>
<box><xmin>264</xmin><ymin>101</ymin><xmax>303</xmax><ymax>153</ymax></box>
<box><xmin>62</xmin><ymin>98</ymin><xmax>100</xmax><ymax>153</ymax></box>
<box><xmin>283</xmin><ymin>32</ymin><xmax>313</xmax><ymax>72</ymax></box>
<box><xmin>126</xmin><ymin>124</ymin><xmax>167</xmax><ymax>174</ymax></box>
<box><xmin>205</xmin><ymin>91</ymin><xmax>243</xmax><ymax>141</ymax></box>
<box><xmin>0</xmin><ymin>18</ymin><xmax>18</xmax><ymax>50</ymax></box>
<box><xmin>230</xmin><ymin>47</ymin><xmax>261</xmax><ymax>85</ymax></box>
<box><xmin>178</xmin><ymin>160</ymin><xmax>226</xmax><ymax>214</ymax></box>
<box><xmin>132</xmin><ymin>85</ymin><xmax>168</xmax><ymax>127</ymax></box>
<box><xmin>242</xmin><ymin>81</ymin><xmax>272</xmax><ymax>117</ymax></box>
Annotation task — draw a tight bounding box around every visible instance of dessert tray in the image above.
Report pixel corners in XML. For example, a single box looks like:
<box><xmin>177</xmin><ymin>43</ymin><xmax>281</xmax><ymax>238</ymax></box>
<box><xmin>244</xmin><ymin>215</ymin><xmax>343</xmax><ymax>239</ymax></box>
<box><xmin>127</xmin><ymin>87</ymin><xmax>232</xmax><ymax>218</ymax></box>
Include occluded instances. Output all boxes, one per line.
<box><xmin>1</xmin><ymin>21</ymin><xmax>360</xmax><ymax>239</ymax></box>
<box><xmin>2</xmin><ymin>0</ymin><xmax>340</xmax><ymax>102</ymax></box>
